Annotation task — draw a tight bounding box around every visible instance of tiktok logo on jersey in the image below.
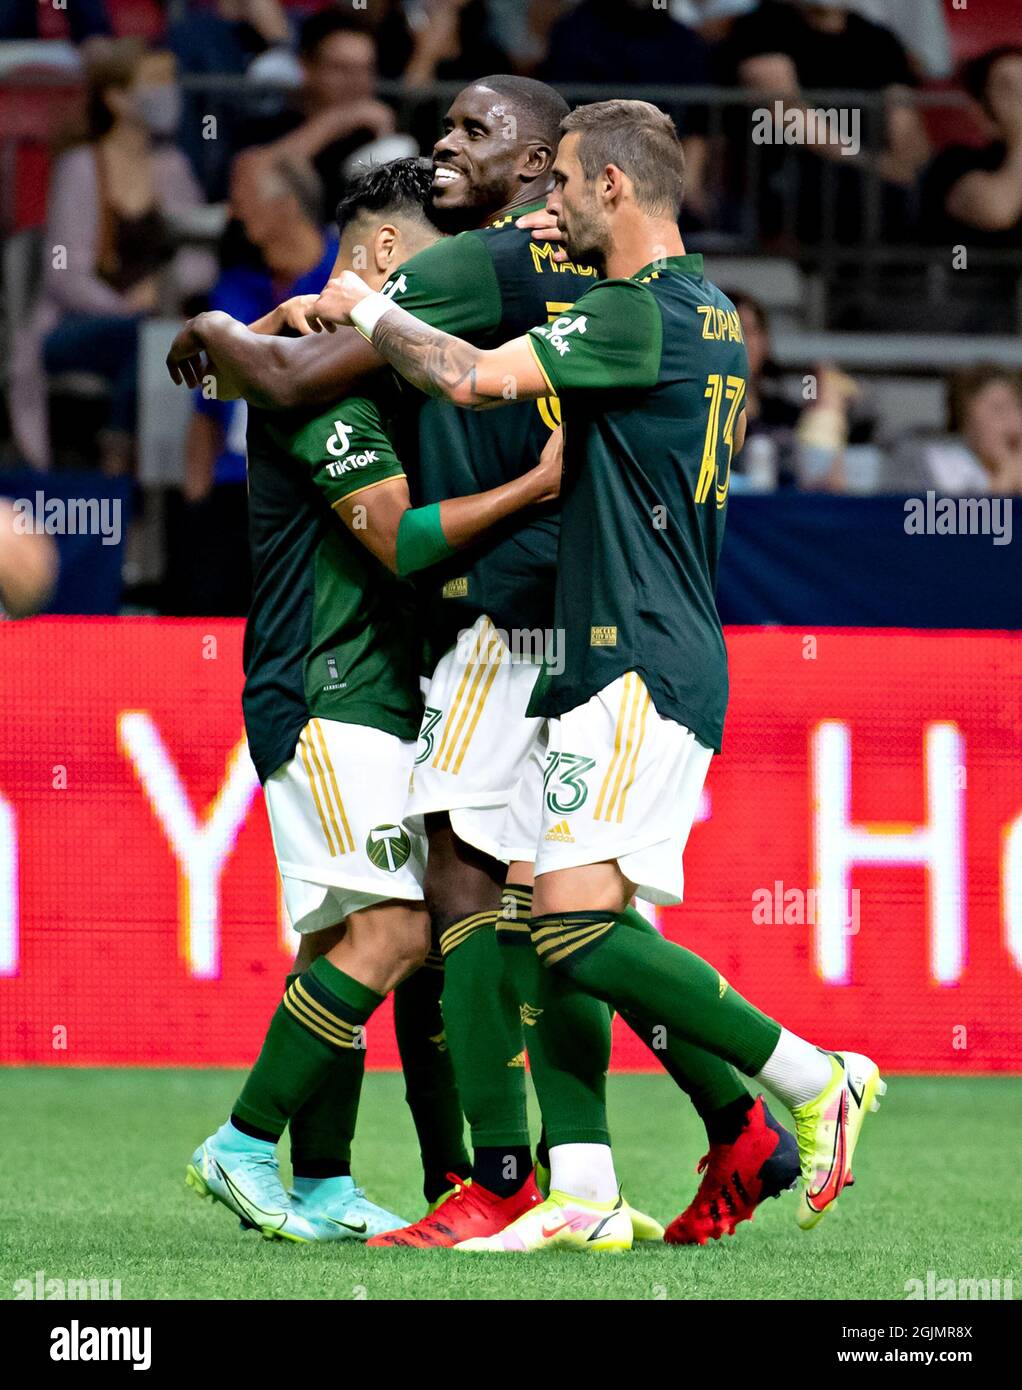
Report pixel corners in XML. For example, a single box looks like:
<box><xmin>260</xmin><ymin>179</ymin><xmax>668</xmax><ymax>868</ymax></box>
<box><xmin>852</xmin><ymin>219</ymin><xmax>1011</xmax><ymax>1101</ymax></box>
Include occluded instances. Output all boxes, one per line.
<box><xmin>538</xmin><ymin>313</ymin><xmax>588</xmax><ymax>356</ymax></box>
<box><xmin>326</xmin><ymin>419</ymin><xmax>356</xmax><ymax>457</ymax></box>
<box><xmin>324</xmin><ymin>418</ymin><xmax>379</xmax><ymax>475</ymax></box>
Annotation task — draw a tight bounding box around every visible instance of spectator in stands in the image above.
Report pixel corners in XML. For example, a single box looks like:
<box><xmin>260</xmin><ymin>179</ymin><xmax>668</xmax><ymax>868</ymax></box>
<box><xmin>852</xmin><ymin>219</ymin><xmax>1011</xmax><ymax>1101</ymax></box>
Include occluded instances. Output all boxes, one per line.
<box><xmin>723</xmin><ymin>0</ymin><xmax>930</xmax><ymax>243</ymax></box>
<box><xmin>233</xmin><ymin>10</ymin><xmax>395</xmax><ymax>224</ymax></box>
<box><xmin>541</xmin><ymin>0</ymin><xmax>714</xmax><ymax>219</ymax></box>
<box><xmin>403</xmin><ymin>0</ymin><xmax>509</xmax><ymax>86</ymax></box>
<box><xmin>921</xmin><ymin>46</ymin><xmax>1022</xmax><ymax>248</ymax></box>
<box><xmin>887</xmin><ymin>368</ymin><xmax>1022</xmax><ymax>496</ymax></box>
<box><xmin>0</xmin><ymin>0</ymin><xmax>110</xmax><ymax>44</ymax></box>
<box><xmin>169</xmin><ymin>0</ymin><xmax>293</xmax><ymax>198</ymax></box>
<box><xmin>163</xmin><ymin>156</ymin><xmax>338</xmax><ymax>616</ymax></box>
<box><xmin>671</xmin><ymin>0</ymin><xmax>759</xmax><ymax>44</ymax></box>
<box><xmin>0</xmin><ymin>500</ymin><xmax>59</xmax><ymax>618</ymax></box>
<box><xmin>8</xmin><ymin>40</ymin><xmax>215</xmax><ymax>474</ymax></box>
<box><xmin>729</xmin><ymin>291</ymin><xmax>802</xmax><ymax>487</ymax></box>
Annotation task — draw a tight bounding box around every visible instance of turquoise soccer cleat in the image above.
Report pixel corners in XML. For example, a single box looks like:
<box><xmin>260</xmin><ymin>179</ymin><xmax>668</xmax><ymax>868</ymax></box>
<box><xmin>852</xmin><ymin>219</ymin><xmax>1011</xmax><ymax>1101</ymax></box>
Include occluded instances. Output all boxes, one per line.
<box><xmin>289</xmin><ymin>1176</ymin><xmax>408</xmax><ymax>1241</ymax></box>
<box><xmin>186</xmin><ymin>1122</ymin><xmax>317</xmax><ymax>1242</ymax></box>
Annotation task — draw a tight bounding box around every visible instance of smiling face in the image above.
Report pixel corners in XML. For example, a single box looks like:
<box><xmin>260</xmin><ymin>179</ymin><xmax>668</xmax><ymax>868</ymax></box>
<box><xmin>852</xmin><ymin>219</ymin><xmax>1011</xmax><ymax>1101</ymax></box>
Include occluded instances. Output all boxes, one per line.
<box><xmin>431</xmin><ymin>85</ymin><xmax>549</xmax><ymax>223</ymax></box>
<box><xmin>546</xmin><ymin>132</ymin><xmax>613</xmax><ymax>269</ymax></box>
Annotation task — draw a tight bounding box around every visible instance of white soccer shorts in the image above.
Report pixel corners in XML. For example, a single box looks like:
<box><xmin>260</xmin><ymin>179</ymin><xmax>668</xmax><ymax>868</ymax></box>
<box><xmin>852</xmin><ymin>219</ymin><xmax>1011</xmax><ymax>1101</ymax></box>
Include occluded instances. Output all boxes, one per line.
<box><xmin>404</xmin><ymin>614</ymin><xmax>544</xmax><ymax>861</ymax></box>
<box><xmin>526</xmin><ymin>671</ymin><xmax>714</xmax><ymax>905</ymax></box>
<box><xmin>263</xmin><ymin>717</ymin><xmax>426</xmax><ymax>934</ymax></box>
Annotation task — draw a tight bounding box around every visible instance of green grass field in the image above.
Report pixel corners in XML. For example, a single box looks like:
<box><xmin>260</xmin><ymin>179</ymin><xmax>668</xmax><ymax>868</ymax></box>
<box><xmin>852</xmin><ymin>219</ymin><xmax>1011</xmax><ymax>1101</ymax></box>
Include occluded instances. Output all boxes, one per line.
<box><xmin>2</xmin><ymin>1070</ymin><xmax>1017</xmax><ymax>1301</ymax></box>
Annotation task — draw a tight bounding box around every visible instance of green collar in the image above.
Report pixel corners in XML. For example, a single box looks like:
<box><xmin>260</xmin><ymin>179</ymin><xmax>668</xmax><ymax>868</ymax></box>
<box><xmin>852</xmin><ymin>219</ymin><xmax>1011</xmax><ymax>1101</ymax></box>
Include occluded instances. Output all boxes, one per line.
<box><xmin>488</xmin><ymin>197</ymin><xmax>548</xmax><ymax>229</ymax></box>
<box><xmin>633</xmin><ymin>253</ymin><xmax>704</xmax><ymax>282</ymax></box>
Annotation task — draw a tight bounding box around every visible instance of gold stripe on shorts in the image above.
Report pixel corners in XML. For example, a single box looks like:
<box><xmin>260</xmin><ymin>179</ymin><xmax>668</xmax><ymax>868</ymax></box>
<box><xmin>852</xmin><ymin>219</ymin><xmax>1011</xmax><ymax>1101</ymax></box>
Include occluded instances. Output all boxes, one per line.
<box><xmin>433</xmin><ymin>620</ymin><xmax>503</xmax><ymax>773</ymax></box>
<box><xmin>615</xmin><ymin>684</ymin><xmax>652</xmax><ymax>824</ymax></box>
<box><xmin>594</xmin><ymin>674</ymin><xmax>651</xmax><ymax>823</ymax></box>
<box><xmin>298</xmin><ymin>730</ymin><xmax>337</xmax><ymax>857</ymax></box>
<box><xmin>310</xmin><ymin>718</ymin><xmax>354</xmax><ymax>853</ymax></box>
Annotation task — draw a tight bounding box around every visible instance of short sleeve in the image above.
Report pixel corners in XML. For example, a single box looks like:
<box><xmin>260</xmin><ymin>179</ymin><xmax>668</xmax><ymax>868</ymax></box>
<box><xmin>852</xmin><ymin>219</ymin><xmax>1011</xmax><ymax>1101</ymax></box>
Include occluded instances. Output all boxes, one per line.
<box><xmin>526</xmin><ymin>280</ymin><xmax>662</xmax><ymax>393</ymax></box>
<box><xmin>282</xmin><ymin>394</ymin><xmax>406</xmax><ymax>508</ymax></box>
<box><xmin>382</xmin><ymin>231</ymin><xmax>503</xmax><ymax>336</ymax></box>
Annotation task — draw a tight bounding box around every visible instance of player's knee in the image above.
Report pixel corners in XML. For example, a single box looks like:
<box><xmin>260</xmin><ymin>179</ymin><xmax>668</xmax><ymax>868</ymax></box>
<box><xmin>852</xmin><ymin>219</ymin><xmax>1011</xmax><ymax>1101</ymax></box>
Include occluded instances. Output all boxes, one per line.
<box><xmin>389</xmin><ymin>912</ymin><xmax>431</xmax><ymax>977</ymax></box>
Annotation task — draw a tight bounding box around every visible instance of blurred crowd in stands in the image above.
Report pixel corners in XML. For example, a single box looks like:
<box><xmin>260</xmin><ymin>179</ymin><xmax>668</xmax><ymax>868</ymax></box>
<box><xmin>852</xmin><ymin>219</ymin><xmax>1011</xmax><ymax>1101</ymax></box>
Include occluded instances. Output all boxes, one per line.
<box><xmin>0</xmin><ymin>0</ymin><xmax>1020</xmax><ymax>615</ymax></box>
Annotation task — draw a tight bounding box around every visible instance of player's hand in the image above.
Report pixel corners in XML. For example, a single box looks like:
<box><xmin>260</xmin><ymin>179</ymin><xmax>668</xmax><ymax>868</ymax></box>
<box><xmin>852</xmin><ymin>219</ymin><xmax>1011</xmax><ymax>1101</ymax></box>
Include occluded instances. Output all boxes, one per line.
<box><xmin>310</xmin><ymin>272</ymin><xmax>373</xmax><ymax>332</ymax></box>
<box><xmin>515</xmin><ymin>207</ymin><xmax>568</xmax><ymax>262</ymax></box>
<box><xmin>166</xmin><ymin>319</ymin><xmax>208</xmax><ymax>388</ymax></box>
<box><xmin>276</xmin><ymin>294</ymin><xmax>323</xmax><ymax>336</ymax></box>
<box><xmin>527</xmin><ymin>426</ymin><xmax>564</xmax><ymax>504</ymax></box>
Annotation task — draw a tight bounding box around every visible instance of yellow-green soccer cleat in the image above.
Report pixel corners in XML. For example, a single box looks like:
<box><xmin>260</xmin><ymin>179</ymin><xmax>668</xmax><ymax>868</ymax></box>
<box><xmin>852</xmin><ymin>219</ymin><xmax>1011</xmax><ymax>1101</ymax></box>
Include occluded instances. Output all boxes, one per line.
<box><xmin>791</xmin><ymin>1050</ymin><xmax>886</xmax><ymax>1230</ymax></box>
<box><xmin>455</xmin><ymin>1190</ymin><xmax>633</xmax><ymax>1253</ymax></box>
<box><xmin>625</xmin><ymin>1199</ymin><xmax>665</xmax><ymax>1243</ymax></box>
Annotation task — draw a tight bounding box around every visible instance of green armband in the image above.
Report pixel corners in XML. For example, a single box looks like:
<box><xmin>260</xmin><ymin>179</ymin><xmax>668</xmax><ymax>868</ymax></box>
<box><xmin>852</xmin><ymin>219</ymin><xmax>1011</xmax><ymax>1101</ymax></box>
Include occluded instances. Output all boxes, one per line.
<box><xmin>395</xmin><ymin>503</ymin><xmax>455</xmax><ymax>577</ymax></box>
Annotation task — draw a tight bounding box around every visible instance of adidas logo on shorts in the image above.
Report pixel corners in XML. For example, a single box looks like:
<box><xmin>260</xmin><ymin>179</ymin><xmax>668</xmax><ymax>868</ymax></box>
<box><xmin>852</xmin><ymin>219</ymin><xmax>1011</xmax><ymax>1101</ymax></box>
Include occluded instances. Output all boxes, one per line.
<box><xmin>544</xmin><ymin>819</ymin><xmax>575</xmax><ymax>843</ymax></box>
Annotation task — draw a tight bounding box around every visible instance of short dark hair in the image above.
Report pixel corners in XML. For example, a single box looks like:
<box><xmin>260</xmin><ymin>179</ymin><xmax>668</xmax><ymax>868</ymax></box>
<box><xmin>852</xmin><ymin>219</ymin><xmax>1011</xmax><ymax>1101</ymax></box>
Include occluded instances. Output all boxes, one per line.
<box><xmin>560</xmin><ymin>100</ymin><xmax>686</xmax><ymax>217</ymax></box>
<box><xmin>961</xmin><ymin>44</ymin><xmax>1022</xmax><ymax>109</ymax></box>
<box><xmin>947</xmin><ymin>364</ymin><xmax>1022</xmax><ymax>433</ymax></box>
<box><xmin>298</xmin><ymin>10</ymin><xmax>373</xmax><ymax>61</ymax></box>
<box><xmin>471</xmin><ymin>74</ymin><xmax>570</xmax><ymax>148</ymax></box>
<box><xmin>334</xmin><ymin>156</ymin><xmax>438</xmax><ymax>238</ymax></box>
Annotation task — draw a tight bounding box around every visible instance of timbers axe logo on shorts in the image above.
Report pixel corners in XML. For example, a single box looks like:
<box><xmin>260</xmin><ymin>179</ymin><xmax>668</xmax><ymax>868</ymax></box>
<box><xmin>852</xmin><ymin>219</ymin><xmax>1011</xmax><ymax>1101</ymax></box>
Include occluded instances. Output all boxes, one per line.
<box><xmin>366</xmin><ymin>824</ymin><xmax>411</xmax><ymax>871</ymax></box>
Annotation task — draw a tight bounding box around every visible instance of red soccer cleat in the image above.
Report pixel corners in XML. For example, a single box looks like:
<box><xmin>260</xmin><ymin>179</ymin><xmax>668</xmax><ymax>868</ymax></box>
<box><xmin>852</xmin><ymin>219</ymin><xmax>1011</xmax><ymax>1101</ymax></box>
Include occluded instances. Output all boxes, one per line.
<box><xmin>665</xmin><ymin>1095</ymin><xmax>800</xmax><ymax>1246</ymax></box>
<box><xmin>366</xmin><ymin>1172</ymin><xmax>542</xmax><ymax>1248</ymax></box>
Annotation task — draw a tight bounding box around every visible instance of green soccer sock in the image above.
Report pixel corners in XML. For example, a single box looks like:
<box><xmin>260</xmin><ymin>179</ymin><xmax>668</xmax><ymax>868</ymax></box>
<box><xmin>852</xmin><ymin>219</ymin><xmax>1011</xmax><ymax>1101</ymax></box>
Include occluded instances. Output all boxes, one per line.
<box><xmin>439</xmin><ymin>908</ymin><xmax>530</xmax><ymax>1151</ymax></box>
<box><xmin>530</xmin><ymin>910</ymin><xmax>781</xmax><ymax>1077</ymax></box>
<box><xmin>393</xmin><ymin>956</ymin><xmax>471</xmax><ymax>1202</ymax></box>
<box><xmin>281</xmin><ymin>972</ymin><xmax>361</xmax><ymax>1178</ymax></box>
<box><xmin>615</xmin><ymin>907</ymin><xmax>752</xmax><ymax>1125</ymax></box>
<box><xmin>232</xmin><ymin>957</ymin><xmax>383</xmax><ymax>1140</ymax></box>
<box><xmin>497</xmin><ymin>884</ymin><xmax>611</xmax><ymax>1149</ymax></box>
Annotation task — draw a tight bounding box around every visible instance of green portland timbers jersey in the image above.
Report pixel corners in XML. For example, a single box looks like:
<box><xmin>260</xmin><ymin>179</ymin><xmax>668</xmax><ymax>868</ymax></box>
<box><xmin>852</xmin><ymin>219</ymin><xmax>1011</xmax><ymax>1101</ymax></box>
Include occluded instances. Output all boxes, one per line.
<box><xmin>525</xmin><ymin>254</ymin><xmax>747</xmax><ymax>752</ymax></box>
<box><xmin>381</xmin><ymin>203</ymin><xmax>599</xmax><ymax>653</ymax></box>
<box><xmin>241</xmin><ymin>383</ymin><xmax>422</xmax><ymax>784</ymax></box>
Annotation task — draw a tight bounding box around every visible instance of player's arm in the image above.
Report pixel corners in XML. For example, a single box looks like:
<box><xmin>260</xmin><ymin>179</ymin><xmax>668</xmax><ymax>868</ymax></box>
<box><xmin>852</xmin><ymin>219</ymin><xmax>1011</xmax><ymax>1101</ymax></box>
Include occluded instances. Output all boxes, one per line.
<box><xmin>337</xmin><ymin>426</ymin><xmax>562</xmax><ymax>576</ymax></box>
<box><xmin>311</xmin><ymin>271</ymin><xmax>549</xmax><ymax>407</ymax></box>
<box><xmin>313</xmin><ymin>272</ymin><xmax>663</xmax><ymax>407</ymax></box>
<box><xmin>306</xmin><ymin>393</ymin><xmax>562</xmax><ymax>576</ymax></box>
<box><xmin>167</xmin><ymin>312</ymin><xmax>382</xmax><ymax>410</ymax></box>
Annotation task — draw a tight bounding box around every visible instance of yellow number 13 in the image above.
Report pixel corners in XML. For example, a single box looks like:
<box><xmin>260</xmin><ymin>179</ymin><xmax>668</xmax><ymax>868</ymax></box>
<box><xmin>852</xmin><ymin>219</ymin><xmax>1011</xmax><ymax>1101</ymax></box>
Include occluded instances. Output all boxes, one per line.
<box><xmin>695</xmin><ymin>373</ymin><xmax>745</xmax><ymax>509</ymax></box>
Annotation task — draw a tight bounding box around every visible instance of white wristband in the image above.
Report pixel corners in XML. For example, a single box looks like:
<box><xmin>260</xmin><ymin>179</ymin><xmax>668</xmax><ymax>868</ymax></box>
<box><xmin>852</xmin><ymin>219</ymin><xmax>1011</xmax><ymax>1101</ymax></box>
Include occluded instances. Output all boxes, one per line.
<box><xmin>350</xmin><ymin>291</ymin><xmax>395</xmax><ymax>341</ymax></box>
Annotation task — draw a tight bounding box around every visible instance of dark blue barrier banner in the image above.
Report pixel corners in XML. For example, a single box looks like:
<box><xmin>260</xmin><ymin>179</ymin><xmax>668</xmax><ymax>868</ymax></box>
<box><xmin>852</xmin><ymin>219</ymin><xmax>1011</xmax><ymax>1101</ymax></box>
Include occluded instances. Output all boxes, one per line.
<box><xmin>718</xmin><ymin>494</ymin><xmax>1021</xmax><ymax>630</ymax></box>
<box><xmin>1</xmin><ymin>470</ymin><xmax>131</xmax><ymax>616</ymax></box>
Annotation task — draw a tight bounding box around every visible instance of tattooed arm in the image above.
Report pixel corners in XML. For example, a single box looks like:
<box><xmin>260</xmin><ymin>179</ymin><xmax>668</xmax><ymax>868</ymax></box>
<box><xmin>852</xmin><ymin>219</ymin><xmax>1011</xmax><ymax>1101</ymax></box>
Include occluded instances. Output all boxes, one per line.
<box><xmin>311</xmin><ymin>271</ymin><xmax>549</xmax><ymax>409</ymax></box>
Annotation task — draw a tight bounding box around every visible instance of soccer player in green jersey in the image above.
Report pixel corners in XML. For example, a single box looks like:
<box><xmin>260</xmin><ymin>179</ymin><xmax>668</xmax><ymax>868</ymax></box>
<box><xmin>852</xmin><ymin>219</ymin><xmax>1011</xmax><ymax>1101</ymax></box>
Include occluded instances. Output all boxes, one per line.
<box><xmin>312</xmin><ymin>99</ymin><xmax>887</xmax><ymax>1253</ymax></box>
<box><xmin>171</xmin><ymin>158</ymin><xmax>563</xmax><ymax>1242</ymax></box>
<box><xmin>173</xmin><ymin>77</ymin><xmax>800</xmax><ymax>1252</ymax></box>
